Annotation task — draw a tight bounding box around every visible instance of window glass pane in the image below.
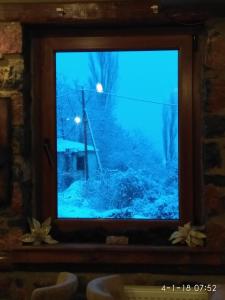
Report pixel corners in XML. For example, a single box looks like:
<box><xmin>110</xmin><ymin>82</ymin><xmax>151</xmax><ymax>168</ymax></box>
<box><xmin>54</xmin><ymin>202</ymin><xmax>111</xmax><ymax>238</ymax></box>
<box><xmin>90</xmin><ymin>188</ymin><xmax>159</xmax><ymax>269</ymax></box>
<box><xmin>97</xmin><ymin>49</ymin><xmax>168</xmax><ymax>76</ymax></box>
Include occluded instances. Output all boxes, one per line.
<box><xmin>56</xmin><ymin>50</ymin><xmax>179</xmax><ymax>220</ymax></box>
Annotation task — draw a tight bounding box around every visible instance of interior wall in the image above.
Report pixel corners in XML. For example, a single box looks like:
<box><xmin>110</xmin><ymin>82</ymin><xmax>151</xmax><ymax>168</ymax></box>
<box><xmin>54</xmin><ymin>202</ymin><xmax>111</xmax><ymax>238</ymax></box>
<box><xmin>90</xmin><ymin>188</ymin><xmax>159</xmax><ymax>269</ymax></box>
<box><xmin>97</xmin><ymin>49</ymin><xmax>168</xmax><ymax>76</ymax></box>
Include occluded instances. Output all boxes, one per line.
<box><xmin>0</xmin><ymin>15</ymin><xmax>225</xmax><ymax>300</ymax></box>
<box><xmin>0</xmin><ymin>22</ymin><xmax>26</xmax><ymax>251</ymax></box>
<box><xmin>202</xmin><ymin>19</ymin><xmax>225</xmax><ymax>249</ymax></box>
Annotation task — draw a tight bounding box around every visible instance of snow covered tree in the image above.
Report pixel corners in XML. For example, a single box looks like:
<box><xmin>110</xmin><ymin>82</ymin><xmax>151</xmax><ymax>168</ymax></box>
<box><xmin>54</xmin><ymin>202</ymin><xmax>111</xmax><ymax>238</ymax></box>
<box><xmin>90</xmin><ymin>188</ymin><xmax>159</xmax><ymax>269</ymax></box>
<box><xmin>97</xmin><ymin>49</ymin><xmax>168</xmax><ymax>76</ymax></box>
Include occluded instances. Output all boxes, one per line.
<box><xmin>56</xmin><ymin>75</ymin><xmax>82</xmax><ymax>141</ymax></box>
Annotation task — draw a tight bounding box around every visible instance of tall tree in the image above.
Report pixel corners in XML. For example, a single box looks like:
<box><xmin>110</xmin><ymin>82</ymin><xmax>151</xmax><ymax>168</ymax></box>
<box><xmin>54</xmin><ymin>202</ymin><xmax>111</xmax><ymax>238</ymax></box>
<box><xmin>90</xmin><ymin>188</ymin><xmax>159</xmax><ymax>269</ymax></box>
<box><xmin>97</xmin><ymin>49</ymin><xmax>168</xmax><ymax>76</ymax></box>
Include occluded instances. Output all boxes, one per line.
<box><xmin>162</xmin><ymin>89</ymin><xmax>178</xmax><ymax>166</ymax></box>
<box><xmin>86</xmin><ymin>52</ymin><xmax>119</xmax><ymax>168</ymax></box>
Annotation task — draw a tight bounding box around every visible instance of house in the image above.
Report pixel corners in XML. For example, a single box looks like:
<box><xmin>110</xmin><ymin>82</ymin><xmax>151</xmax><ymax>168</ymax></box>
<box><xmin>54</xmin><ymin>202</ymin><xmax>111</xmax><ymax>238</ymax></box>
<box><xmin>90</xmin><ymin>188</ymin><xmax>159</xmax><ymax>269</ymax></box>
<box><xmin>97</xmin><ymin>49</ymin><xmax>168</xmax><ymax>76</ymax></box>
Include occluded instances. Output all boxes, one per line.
<box><xmin>57</xmin><ymin>138</ymin><xmax>98</xmax><ymax>190</ymax></box>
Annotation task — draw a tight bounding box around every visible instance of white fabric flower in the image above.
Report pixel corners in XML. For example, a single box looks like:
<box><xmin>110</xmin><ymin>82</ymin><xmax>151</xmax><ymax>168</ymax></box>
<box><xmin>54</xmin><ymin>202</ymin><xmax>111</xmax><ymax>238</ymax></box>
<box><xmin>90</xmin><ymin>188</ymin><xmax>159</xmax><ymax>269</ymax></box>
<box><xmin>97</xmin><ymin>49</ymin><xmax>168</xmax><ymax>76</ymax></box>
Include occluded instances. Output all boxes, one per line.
<box><xmin>169</xmin><ymin>222</ymin><xmax>206</xmax><ymax>247</ymax></box>
<box><xmin>21</xmin><ymin>217</ymin><xmax>58</xmax><ymax>245</ymax></box>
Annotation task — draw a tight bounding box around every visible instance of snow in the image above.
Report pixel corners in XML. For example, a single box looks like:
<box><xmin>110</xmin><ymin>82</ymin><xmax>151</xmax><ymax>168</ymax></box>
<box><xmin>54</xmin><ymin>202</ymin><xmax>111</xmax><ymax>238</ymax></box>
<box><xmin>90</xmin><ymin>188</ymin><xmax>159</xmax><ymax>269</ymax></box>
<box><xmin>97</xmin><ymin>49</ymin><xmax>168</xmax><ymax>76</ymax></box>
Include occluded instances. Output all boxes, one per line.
<box><xmin>57</xmin><ymin>138</ymin><xmax>95</xmax><ymax>152</ymax></box>
<box><xmin>57</xmin><ymin>174</ymin><xmax>179</xmax><ymax>220</ymax></box>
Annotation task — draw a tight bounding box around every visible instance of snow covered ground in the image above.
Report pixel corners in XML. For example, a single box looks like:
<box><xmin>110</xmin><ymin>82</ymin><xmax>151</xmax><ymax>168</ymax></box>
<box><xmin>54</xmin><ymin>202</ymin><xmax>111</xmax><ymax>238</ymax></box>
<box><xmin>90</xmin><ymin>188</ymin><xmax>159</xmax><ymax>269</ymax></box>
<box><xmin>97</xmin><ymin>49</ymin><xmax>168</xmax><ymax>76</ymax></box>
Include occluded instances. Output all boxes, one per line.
<box><xmin>57</xmin><ymin>177</ymin><xmax>179</xmax><ymax>220</ymax></box>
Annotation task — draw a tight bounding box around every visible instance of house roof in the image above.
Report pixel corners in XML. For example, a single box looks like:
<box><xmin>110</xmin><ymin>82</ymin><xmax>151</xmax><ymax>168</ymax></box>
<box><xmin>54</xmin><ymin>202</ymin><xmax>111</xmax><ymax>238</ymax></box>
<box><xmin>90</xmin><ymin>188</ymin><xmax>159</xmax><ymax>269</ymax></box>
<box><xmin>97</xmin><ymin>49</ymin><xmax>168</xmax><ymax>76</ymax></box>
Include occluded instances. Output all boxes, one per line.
<box><xmin>57</xmin><ymin>138</ymin><xmax>95</xmax><ymax>153</ymax></box>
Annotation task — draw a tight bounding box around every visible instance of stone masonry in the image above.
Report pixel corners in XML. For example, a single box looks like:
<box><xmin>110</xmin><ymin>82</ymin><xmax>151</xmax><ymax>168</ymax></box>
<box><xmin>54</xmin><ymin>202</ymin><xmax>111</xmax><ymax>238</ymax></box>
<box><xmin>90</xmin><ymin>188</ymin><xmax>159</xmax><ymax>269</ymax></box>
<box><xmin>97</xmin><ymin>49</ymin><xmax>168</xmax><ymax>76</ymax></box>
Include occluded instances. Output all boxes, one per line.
<box><xmin>203</xmin><ymin>20</ymin><xmax>225</xmax><ymax>249</ymax></box>
<box><xmin>0</xmin><ymin>23</ymin><xmax>25</xmax><ymax>254</ymax></box>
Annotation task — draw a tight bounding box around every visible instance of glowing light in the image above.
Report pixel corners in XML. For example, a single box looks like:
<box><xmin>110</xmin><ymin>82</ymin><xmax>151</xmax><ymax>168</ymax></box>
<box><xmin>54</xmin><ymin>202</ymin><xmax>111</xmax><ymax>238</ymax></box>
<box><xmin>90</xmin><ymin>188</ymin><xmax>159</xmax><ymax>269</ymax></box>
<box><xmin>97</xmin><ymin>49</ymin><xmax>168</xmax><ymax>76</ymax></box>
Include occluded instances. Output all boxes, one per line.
<box><xmin>96</xmin><ymin>82</ymin><xmax>103</xmax><ymax>93</ymax></box>
<box><xmin>74</xmin><ymin>116</ymin><xmax>81</xmax><ymax>124</ymax></box>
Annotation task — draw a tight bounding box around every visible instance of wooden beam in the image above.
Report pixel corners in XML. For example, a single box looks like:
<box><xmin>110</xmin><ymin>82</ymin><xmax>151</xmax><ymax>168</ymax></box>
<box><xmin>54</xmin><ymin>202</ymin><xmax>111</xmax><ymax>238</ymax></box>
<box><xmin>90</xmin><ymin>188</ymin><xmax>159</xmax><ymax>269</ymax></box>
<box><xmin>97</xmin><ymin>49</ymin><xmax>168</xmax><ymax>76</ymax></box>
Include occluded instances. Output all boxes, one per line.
<box><xmin>0</xmin><ymin>2</ymin><xmax>160</xmax><ymax>24</ymax></box>
<box><xmin>11</xmin><ymin>244</ymin><xmax>225</xmax><ymax>267</ymax></box>
<box><xmin>0</xmin><ymin>2</ymin><xmax>220</xmax><ymax>25</ymax></box>
<box><xmin>0</xmin><ymin>255</ymin><xmax>12</xmax><ymax>270</ymax></box>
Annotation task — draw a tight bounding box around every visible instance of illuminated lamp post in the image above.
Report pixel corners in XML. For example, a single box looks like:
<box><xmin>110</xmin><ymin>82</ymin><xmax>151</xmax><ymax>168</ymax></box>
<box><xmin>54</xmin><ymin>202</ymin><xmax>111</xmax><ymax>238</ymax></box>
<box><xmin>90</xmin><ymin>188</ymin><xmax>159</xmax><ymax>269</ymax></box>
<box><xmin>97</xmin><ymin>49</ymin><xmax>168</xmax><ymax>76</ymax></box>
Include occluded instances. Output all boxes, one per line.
<box><xmin>96</xmin><ymin>82</ymin><xmax>104</xmax><ymax>93</ymax></box>
<box><xmin>74</xmin><ymin>116</ymin><xmax>81</xmax><ymax>124</ymax></box>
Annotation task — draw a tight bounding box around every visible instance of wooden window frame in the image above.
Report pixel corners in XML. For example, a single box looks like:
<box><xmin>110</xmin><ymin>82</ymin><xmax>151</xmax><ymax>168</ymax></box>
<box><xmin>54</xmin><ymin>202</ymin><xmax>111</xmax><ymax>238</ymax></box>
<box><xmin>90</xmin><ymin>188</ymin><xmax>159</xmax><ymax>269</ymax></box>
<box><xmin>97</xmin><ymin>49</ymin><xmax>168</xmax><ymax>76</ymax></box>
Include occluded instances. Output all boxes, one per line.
<box><xmin>32</xmin><ymin>29</ymin><xmax>194</xmax><ymax>239</ymax></box>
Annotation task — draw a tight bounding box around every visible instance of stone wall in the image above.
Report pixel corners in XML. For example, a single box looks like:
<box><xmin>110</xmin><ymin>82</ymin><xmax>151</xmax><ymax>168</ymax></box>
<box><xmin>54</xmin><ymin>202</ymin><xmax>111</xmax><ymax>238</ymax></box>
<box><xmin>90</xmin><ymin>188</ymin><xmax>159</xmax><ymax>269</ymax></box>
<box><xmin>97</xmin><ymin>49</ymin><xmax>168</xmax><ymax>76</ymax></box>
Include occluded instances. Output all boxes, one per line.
<box><xmin>203</xmin><ymin>19</ymin><xmax>225</xmax><ymax>249</ymax></box>
<box><xmin>0</xmin><ymin>23</ymin><xmax>27</xmax><ymax>253</ymax></box>
<box><xmin>0</xmin><ymin>18</ymin><xmax>225</xmax><ymax>300</ymax></box>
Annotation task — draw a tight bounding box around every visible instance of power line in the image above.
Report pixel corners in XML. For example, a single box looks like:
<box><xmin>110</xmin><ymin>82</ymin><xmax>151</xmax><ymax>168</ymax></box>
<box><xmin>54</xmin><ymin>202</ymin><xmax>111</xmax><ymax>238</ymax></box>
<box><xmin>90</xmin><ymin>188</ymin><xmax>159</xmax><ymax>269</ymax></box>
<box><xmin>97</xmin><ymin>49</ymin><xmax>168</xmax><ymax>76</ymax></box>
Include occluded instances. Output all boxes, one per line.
<box><xmin>99</xmin><ymin>90</ymin><xmax>178</xmax><ymax>107</ymax></box>
<box><xmin>57</xmin><ymin>88</ymin><xmax>178</xmax><ymax>107</ymax></box>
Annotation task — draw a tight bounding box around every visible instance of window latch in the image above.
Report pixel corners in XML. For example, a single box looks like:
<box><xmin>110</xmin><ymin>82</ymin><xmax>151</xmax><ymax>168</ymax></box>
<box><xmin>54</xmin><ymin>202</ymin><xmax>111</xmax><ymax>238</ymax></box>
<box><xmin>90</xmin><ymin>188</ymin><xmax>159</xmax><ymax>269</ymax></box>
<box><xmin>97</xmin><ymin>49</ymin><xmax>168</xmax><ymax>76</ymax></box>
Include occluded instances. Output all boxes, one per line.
<box><xmin>43</xmin><ymin>139</ymin><xmax>55</xmax><ymax>167</ymax></box>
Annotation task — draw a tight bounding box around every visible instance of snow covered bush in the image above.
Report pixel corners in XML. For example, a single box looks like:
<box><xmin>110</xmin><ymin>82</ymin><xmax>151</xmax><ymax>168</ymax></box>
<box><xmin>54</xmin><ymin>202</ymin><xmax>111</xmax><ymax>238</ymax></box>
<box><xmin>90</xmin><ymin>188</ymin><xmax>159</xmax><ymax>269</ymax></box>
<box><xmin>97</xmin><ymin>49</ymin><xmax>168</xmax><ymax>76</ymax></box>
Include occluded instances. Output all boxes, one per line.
<box><xmin>58</xmin><ymin>163</ymin><xmax>179</xmax><ymax>219</ymax></box>
<box><xmin>113</xmin><ymin>168</ymin><xmax>148</xmax><ymax>208</ymax></box>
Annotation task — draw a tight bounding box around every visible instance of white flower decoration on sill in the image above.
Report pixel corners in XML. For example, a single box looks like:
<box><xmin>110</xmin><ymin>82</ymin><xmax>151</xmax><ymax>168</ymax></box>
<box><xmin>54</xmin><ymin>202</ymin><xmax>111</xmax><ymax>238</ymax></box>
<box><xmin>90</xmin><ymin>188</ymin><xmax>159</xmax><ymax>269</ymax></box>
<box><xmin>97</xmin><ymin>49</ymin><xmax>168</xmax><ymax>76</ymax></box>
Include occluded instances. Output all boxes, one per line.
<box><xmin>21</xmin><ymin>217</ymin><xmax>58</xmax><ymax>246</ymax></box>
<box><xmin>169</xmin><ymin>222</ymin><xmax>206</xmax><ymax>247</ymax></box>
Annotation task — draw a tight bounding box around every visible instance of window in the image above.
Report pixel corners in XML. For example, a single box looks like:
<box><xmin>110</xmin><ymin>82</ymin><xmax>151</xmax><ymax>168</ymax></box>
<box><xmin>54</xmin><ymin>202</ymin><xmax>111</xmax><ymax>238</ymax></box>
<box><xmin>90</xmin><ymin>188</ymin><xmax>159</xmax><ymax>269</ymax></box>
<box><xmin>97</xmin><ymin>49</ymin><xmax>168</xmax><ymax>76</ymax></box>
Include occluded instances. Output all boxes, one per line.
<box><xmin>77</xmin><ymin>156</ymin><xmax>85</xmax><ymax>171</ymax></box>
<box><xmin>33</xmin><ymin>31</ymin><xmax>194</xmax><ymax>235</ymax></box>
<box><xmin>56</xmin><ymin>50</ymin><xmax>179</xmax><ymax>220</ymax></box>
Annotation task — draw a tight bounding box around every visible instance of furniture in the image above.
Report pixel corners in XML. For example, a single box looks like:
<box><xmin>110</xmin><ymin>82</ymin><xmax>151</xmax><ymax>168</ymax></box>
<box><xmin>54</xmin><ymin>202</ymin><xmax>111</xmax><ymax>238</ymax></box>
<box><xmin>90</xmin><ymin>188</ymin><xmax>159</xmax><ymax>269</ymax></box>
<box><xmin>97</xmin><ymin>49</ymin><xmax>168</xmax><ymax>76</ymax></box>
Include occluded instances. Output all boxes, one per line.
<box><xmin>31</xmin><ymin>272</ymin><xmax>78</xmax><ymax>300</ymax></box>
<box><xmin>87</xmin><ymin>275</ymin><xmax>216</xmax><ymax>300</ymax></box>
<box><xmin>209</xmin><ymin>285</ymin><xmax>225</xmax><ymax>300</ymax></box>
<box><xmin>86</xmin><ymin>274</ymin><xmax>127</xmax><ymax>300</ymax></box>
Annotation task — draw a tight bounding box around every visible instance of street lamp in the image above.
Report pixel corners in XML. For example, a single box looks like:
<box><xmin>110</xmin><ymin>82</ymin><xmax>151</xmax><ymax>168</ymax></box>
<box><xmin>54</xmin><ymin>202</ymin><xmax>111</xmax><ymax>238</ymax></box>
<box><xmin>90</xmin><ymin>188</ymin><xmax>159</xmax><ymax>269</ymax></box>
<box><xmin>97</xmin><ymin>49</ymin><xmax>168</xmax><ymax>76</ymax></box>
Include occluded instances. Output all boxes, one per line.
<box><xmin>74</xmin><ymin>116</ymin><xmax>81</xmax><ymax>124</ymax></box>
<box><xmin>96</xmin><ymin>82</ymin><xmax>104</xmax><ymax>93</ymax></box>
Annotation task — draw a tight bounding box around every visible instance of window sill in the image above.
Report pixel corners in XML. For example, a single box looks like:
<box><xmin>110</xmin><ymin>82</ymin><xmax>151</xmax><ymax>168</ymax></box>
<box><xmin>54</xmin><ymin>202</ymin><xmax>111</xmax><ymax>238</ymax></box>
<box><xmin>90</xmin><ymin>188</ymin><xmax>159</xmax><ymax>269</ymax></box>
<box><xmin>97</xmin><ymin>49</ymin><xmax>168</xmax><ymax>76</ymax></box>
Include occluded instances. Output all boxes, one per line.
<box><xmin>0</xmin><ymin>255</ymin><xmax>12</xmax><ymax>270</ymax></box>
<box><xmin>10</xmin><ymin>243</ymin><xmax>224</xmax><ymax>266</ymax></box>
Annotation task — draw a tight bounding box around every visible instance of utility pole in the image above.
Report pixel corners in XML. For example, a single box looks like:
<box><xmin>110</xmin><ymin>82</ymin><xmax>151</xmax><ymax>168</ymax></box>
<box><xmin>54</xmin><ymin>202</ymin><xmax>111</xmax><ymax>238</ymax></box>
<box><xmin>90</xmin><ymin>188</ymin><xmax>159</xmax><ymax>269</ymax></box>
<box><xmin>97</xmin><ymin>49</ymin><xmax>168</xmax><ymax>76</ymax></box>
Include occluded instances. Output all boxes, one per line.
<box><xmin>85</xmin><ymin>110</ymin><xmax>102</xmax><ymax>174</ymax></box>
<box><xmin>81</xmin><ymin>88</ymin><xmax>89</xmax><ymax>180</ymax></box>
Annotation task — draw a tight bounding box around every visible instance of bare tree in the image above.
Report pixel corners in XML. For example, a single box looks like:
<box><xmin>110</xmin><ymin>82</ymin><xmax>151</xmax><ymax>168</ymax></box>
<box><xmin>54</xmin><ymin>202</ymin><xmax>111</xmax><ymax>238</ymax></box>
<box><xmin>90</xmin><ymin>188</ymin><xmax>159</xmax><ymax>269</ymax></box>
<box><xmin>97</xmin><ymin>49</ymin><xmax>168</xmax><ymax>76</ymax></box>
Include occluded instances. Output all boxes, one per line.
<box><xmin>162</xmin><ymin>89</ymin><xmax>178</xmax><ymax>166</ymax></box>
<box><xmin>86</xmin><ymin>52</ymin><xmax>119</xmax><ymax>168</ymax></box>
